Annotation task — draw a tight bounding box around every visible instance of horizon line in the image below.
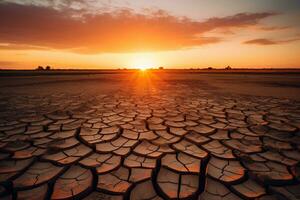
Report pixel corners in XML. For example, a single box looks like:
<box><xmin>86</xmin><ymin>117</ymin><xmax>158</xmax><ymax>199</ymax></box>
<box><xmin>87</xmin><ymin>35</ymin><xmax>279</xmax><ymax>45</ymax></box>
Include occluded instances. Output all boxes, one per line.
<box><xmin>2</xmin><ymin>67</ymin><xmax>300</xmax><ymax>71</ymax></box>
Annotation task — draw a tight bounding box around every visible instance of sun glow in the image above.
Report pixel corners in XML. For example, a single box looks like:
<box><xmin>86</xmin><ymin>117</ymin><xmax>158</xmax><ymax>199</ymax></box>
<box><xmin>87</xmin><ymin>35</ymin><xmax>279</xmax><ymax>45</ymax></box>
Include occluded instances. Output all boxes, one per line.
<box><xmin>139</xmin><ymin>66</ymin><xmax>148</xmax><ymax>71</ymax></box>
<box><xmin>130</xmin><ymin>53</ymin><xmax>157</xmax><ymax>70</ymax></box>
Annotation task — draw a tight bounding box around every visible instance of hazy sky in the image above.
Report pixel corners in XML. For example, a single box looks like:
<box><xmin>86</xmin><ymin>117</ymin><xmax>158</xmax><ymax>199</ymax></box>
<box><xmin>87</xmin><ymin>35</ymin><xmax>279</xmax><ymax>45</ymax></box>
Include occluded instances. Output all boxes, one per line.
<box><xmin>0</xmin><ymin>0</ymin><xmax>300</xmax><ymax>69</ymax></box>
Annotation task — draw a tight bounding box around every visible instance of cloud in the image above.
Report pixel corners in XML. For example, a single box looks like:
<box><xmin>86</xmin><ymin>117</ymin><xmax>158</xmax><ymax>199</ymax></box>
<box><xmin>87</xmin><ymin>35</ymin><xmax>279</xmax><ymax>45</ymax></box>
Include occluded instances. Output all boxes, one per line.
<box><xmin>0</xmin><ymin>2</ymin><xmax>278</xmax><ymax>53</ymax></box>
<box><xmin>258</xmin><ymin>26</ymin><xmax>290</xmax><ymax>31</ymax></box>
<box><xmin>244</xmin><ymin>38</ymin><xmax>300</xmax><ymax>45</ymax></box>
<box><xmin>0</xmin><ymin>43</ymin><xmax>48</xmax><ymax>50</ymax></box>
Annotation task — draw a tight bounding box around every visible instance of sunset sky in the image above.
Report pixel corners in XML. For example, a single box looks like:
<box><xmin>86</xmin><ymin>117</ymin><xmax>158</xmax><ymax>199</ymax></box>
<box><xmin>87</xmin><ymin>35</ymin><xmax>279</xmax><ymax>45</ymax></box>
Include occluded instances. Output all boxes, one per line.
<box><xmin>1</xmin><ymin>0</ymin><xmax>300</xmax><ymax>69</ymax></box>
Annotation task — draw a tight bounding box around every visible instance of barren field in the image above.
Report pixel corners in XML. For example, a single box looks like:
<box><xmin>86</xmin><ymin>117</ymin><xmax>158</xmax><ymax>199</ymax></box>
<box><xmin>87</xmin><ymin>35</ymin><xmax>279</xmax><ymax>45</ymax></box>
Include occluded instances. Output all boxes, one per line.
<box><xmin>0</xmin><ymin>70</ymin><xmax>299</xmax><ymax>200</ymax></box>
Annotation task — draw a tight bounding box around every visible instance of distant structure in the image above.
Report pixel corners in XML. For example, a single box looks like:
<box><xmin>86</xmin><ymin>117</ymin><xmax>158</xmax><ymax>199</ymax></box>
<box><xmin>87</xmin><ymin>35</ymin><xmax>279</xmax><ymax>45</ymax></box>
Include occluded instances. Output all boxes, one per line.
<box><xmin>45</xmin><ymin>66</ymin><xmax>51</xmax><ymax>70</ymax></box>
<box><xmin>207</xmin><ymin>67</ymin><xmax>213</xmax><ymax>70</ymax></box>
<box><xmin>158</xmin><ymin>66</ymin><xmax>164</xmax><ymax>70</ymax></box>
<box><xmin>36</xmin><ymin>65</ymin><xmax>53</xmax><ymax>70</ymax></box>
<box><xmin>36</xmin><ymin>66</ymin><xmax>44</xmax><ymax>70</ymax></box>
<box><xmin>225</xmin><ymin>66</ymin><xmax>232</xmax><ymax>70</ymax></box>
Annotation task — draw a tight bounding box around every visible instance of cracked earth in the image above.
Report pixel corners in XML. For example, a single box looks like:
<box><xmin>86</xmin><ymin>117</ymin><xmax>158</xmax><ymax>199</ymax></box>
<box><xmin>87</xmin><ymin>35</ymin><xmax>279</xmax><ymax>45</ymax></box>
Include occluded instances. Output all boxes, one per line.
<box><xmin>0</xmin><ymin>71</ymin><xmax>300</xmax><ymax>200</ymax></box>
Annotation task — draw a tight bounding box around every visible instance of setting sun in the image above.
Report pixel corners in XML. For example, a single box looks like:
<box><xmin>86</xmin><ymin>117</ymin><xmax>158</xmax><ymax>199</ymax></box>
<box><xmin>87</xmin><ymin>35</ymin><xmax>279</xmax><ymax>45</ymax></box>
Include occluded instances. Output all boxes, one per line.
<box><xmin>139</xmin><ymin>67</ymin><xmax>147</xmax><ymax>71</ymax></box>
<box><xmin>130</xmin><ymin>53</ymin><xmax>157</xmax><ymax>70</ymax></box>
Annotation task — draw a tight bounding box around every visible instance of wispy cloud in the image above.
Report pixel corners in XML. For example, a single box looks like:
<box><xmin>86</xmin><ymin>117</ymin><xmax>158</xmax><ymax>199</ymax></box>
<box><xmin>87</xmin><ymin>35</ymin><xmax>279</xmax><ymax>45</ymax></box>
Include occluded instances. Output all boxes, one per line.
<box><xmin>0</xmin><ymin>2</ymin><xmax>278</xmax><ymax>53</ymax></box>
<box><xmin>258</xmin><ymin>26</ymin><xmax>290</xmax><ymax>31</ymax></box>
<box><xmin>244</xmin><ymin>38</ymin><xmax>300</xmax><ymax>45</ymax></box>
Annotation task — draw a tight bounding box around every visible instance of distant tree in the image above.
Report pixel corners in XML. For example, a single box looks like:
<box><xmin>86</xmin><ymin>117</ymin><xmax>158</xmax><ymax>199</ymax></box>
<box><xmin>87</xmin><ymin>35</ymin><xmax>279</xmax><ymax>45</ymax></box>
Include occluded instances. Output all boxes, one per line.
<box><xmin>36</xmin><ymin>66</ymin><xmax>44</xmax><ymax>70</ymax></box>
<box><xmin>158</xmin><ymin>66</ymin><xmax>164</xmax><ymax>70</ymax></box>
<box><xmin>207</xmin><ymin>67</ymin><xmax>213</xmax><ymax>70</ymax></box>
<box><xmin>225</xmin><ymin>66</ymin><xmax>232</xmax><ymax>70</ymax></box>
<box><xmin>45</xmin><ymin>66</ymin><xmax>51</xmax><ymax>70</ymax></box>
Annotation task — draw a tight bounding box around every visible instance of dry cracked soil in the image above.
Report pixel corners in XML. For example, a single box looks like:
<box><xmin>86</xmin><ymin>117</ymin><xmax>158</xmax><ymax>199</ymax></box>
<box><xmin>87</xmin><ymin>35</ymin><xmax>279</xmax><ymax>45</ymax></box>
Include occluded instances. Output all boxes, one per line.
<box><xmin>0</xmin><ymin>70</ymin><xmax>300</xmax><ymax>200</ymax></box>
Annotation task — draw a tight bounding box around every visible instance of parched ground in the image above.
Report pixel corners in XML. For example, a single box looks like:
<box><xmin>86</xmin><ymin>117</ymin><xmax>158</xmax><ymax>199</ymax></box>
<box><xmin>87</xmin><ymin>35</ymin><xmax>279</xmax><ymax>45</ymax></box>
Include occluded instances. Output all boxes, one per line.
<box><xmin>0</xmin><ymin>70</ymin><xmax>300</xmax><ymax>200</ymax></box>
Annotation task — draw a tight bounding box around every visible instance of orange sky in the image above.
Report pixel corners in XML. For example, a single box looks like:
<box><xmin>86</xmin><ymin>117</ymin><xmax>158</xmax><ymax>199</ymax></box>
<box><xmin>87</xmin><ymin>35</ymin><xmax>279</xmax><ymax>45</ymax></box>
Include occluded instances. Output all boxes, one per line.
<box><xmin>0</xmin><ymin>0</ymin><xmax>300</xmax><ymax>69</ymax></box>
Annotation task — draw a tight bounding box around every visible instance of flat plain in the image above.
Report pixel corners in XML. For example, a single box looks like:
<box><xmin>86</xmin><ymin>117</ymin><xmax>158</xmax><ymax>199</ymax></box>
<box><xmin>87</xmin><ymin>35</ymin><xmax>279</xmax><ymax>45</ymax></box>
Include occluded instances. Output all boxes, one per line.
<box><xmin>0</xmin><ymin>70</ymin><xmax>300</xmax><ymax>200</ymax></box>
